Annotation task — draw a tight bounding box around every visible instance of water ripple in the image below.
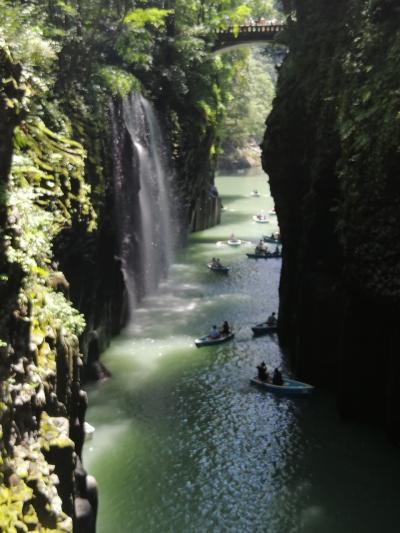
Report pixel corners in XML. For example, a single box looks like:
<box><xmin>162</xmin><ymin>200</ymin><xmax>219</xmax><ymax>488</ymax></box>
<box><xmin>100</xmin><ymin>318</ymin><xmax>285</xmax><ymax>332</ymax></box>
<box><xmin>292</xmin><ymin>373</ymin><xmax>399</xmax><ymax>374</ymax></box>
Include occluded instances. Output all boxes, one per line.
<box><xmin>84</xmin><ymin>175</ymin><xmax>400</xmax><ymax>533</ymax></box>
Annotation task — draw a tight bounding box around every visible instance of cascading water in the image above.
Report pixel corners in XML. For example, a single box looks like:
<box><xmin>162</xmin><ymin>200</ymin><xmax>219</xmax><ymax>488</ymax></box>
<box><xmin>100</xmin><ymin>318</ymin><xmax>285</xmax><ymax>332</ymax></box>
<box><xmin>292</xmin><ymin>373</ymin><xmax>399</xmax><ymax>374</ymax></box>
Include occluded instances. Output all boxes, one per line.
<box><xmin>111</xmin><ymin>93</ymin><xmax>175</xmax><ymax>317</ymax></box>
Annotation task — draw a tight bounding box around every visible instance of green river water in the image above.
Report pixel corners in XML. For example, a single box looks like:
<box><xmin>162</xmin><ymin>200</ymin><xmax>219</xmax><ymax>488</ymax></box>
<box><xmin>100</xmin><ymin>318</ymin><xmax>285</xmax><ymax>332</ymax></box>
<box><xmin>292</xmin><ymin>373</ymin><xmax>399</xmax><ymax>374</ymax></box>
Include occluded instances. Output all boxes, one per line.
<box><xmin>83</xmin><ymin>171</ymin><xmax>400</xmax><ymax>533</ymax></box>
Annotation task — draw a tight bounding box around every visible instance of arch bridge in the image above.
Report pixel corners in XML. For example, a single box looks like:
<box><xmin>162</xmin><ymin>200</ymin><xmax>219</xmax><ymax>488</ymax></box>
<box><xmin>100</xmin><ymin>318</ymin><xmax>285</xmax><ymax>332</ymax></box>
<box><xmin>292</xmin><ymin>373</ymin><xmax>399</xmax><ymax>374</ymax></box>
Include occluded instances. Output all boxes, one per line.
<box><xmin>213</xmin><ymin>24</ymin><xmax>285</xmax><ymax>52</ymax></box>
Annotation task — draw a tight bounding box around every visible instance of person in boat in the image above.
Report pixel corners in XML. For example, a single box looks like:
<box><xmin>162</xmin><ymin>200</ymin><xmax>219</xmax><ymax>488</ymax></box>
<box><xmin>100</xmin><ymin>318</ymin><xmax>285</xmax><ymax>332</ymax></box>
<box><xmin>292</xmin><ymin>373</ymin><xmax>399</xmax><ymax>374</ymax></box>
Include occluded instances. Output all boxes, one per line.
<box><xmin>220</xmin><ymin>320</ymin><xmax>231</xmax><ymax>336</ymax></box>
<box><xmin>266</xmin><ymin>312</ymin><xmax>277</xmax><ymax>326</ymax></box>
<box><xmin>209</xmin><ymin>325</ymin><xmax>220</xmax><ymax>339</ymax></box>
<box><xmin>259</xmin><ymin>242</ymin><xmax>269</xmax><ymax>255</ymax></box>
<box><xmin>255</xmin><ymin>240</ymin><xmax>265</xmax><ymax>255</ymax></box>
<box><xmin>256</xmin><ymin>361</ymin><xmax>269</xmax><ymax>382</ymax></box>
<box><xmin>216</xmin><ymin>258</ymin><xmax>222</xmax><ymax>267</ymax></box>
<box><xmin>211</xmin><ymin>257</ymin><xmax>217</xmax><ymax>266</ymax></box>
<box><xmin>272</xmin><ymin>368</ymin><xmax>283</xmax><ymax>386</ymax></box>
<box><xmin>274</xmin><ymin>245</ymin><xmax>280</xmax><ymax>256</ymax></box>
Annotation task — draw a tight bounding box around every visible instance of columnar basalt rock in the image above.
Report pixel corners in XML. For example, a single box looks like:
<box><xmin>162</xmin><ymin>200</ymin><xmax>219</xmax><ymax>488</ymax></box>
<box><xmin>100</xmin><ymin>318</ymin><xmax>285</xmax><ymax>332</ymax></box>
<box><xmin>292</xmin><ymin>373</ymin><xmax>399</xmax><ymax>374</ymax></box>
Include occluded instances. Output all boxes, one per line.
<box><xmin>189</xmin><ymin>193</ymin><xmax>222</xmax><ymax>232</ymax></box>
<box><xmin>261</xmin><ymin>0</ymin><xmax>400</xmax><ymax>441</ymax></box>
<box><xmin>1</xmin><ymin>302</ymin><xmax>96</xmax><ymax>530</ymax></box>
<box><xmin>74</xmin><ymin>458</ymin><xmax>98</xmax><ymax>532</ymax></box>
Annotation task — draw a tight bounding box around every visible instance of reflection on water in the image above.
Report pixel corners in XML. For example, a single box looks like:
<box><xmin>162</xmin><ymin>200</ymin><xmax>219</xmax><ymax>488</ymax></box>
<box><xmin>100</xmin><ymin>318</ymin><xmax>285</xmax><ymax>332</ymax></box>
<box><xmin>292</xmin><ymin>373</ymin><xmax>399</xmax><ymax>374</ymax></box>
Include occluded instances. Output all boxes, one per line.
<box><xmin>84</xmin><ymin>172</ymin><xmax>400</xmax><ymax>533</ymax></box>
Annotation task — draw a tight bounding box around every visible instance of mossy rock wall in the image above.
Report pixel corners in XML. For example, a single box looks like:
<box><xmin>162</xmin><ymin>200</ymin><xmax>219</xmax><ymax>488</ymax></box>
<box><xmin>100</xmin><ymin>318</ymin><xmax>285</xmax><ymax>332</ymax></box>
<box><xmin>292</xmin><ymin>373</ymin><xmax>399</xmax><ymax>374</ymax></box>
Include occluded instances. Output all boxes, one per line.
<box><xmin>261</xmin><ymin>0</ymin><xmax>400</xmax><ymax>441</ymax></box>
<box><xmin>0</xmin><ymin>43</ymin><xmax>97</xmax><ymax>529</ymax></box>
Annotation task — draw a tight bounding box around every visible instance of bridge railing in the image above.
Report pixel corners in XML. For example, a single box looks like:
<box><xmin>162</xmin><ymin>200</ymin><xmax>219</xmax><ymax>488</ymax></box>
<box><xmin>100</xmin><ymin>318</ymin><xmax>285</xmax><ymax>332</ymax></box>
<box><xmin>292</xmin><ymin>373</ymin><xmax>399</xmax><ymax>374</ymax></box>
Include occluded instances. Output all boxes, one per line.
<box><xmin>216</xmin><ymin>24</ymin><xmax>284</xmax><ymax>37</ymax></box>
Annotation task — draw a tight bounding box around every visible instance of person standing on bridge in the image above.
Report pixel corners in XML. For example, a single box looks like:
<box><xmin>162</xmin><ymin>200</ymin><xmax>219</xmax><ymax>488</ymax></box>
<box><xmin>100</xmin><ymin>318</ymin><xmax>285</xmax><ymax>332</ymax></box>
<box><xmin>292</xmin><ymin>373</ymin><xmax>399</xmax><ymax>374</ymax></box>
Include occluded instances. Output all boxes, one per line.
<box><xmin>223</xmin><ymin>15</ymin><xmax>230</xmax><ymax>26</ymax></box>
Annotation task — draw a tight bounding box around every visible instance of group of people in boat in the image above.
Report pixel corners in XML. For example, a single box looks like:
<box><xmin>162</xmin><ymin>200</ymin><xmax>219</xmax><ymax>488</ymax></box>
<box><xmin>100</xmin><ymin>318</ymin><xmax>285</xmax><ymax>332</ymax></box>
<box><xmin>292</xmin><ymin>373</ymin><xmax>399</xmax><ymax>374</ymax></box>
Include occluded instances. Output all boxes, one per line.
<box><xmin>210</xmin><ymin>257</ymin><xmax>224</xmax><ymax>268</ymax></box>
<box><xmin>254</xmin><ymin>240</ymin><xmax>280</xmax><ymax>257</ymax></box>
<box><xmin>256</xmin><ymin>361</ymin><xmax>283</xmax><ymax>385</ymax></box>
<box><xmin>209</xmin><ymin>321</ymin><xmax>231</xmax><ymax>339</ymax></box>
<box><xmin>255</xmin><ymin>239</ymin><xmax>267</xmax><ymax>254</ymax></box>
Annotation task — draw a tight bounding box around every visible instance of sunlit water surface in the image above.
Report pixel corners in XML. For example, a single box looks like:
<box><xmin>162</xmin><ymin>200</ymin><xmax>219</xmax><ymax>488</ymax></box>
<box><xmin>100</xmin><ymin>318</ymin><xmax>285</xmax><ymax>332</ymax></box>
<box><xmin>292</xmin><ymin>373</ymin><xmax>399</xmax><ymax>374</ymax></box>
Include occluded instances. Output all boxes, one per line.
<box><xmin>84</xmin><ymin>172</ymin><xmax>400</xmax><ymax>533</ymax></box>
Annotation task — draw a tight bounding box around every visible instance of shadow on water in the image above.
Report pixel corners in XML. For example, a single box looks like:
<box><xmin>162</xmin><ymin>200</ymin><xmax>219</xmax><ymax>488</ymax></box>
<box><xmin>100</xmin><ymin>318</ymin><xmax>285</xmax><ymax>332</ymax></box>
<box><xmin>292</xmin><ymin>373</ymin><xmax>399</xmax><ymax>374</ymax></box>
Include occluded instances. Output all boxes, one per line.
<box><xmin>190</xmin><ymin>229</ymin><xmax>255</xmax><ymax>244</ymax></box>
<box><xmin>220</xmin><ymin>194</ymin><xmax>250</xmax><ymax>203</ymax></box>
<box><xmin>220</xmin><ymin>211</ymin><xmax>262</xmax><ymax>225</ymax></box>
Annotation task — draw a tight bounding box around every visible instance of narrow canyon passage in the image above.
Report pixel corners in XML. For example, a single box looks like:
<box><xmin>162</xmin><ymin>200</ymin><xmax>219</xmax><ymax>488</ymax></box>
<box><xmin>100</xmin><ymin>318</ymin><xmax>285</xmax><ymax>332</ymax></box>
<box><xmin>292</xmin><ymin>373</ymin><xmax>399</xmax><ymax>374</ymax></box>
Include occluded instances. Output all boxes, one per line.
<box><xmin>84</xmin><ymin>172</ymin><xmax>400</xmax><ymax>533</ymax></box>
<box><xmin>3</xmin><ymin>3</ymin><xmax>400</xmax><ymax>532</ymax></box>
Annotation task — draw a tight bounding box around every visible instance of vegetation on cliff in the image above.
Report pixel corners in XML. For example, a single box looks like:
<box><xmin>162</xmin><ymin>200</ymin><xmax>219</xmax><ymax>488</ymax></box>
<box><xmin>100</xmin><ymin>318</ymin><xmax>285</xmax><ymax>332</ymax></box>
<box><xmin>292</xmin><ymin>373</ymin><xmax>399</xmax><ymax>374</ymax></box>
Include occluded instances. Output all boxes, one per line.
<box><xmin>262</xmin><ymin>0</ymin><xmax>400</xmax><ymax>437</ymax></box>
<box><xmin>217</xmin><ymin>47</ymin><xmax>280</xmax><ymax>170</ymax></box>
<box><xmin>0</xmin><ymin>4</ymin><xmax>97</xmax><ymax>528</ymax></box>
<box><xmin>0</xmin><ymin>0</ymin><xmax>286</xmax><ymax>528</ymax></box>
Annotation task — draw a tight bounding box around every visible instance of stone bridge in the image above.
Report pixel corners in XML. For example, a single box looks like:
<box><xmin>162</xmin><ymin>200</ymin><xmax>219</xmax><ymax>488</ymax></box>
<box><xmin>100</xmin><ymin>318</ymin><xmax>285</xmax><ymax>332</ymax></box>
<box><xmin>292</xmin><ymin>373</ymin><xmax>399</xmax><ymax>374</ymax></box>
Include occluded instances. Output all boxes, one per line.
<box><xmin>213</xmin><ymin>24</ymin><xmax>285</xmax><ymax>52</ymax></box>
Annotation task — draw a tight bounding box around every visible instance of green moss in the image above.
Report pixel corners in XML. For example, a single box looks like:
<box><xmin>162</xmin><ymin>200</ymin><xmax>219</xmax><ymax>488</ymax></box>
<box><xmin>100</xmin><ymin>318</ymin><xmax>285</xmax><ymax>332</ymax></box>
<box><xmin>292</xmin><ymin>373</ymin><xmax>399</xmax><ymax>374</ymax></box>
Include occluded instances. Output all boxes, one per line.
<box><xmin>39</xmin><ymin>413</ymin><xmax>74</xmax><ymax>452</ymax></box>
<box><xmin>12</xmin><ymin>118</ymin><xmax>96</xmax><ymax>231</ymax></box>
<box><xmin>0</xmin><ymin>440</ymin><xmax>73</xmax><ymax>531</ymax></box>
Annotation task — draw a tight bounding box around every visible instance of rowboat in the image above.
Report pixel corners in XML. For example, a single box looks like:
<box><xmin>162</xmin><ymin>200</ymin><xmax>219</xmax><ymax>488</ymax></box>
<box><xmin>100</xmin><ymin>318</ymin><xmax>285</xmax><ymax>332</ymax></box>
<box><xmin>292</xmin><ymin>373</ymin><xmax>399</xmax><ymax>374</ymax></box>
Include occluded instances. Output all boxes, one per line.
<box><xmin>252</xmin><ymin>215</ymin><xmax>269</xmax><ymax>223</ymax></box>
<box><xmin>247</xmin><ymin>253</ymin><xmax>270</xmax><ymax>259</ymax></box>
<box><xmin>251</xmin><ymin>322</ymin><xmax>277</xmax><ymax>335</ymax></box>
<box><xmin>207</xmin><ymin>263</ymin><xmax>229</xmax><ymax>273</ymax></box>
<box><xmin>195</xmin><ymin>332</ymin><xmax>235</xmax><ymax>347</ymax></box>
<box><xmin>246</xmin><ymin>252</ymin><xmax>281</xmax><ymax>259</ymax></box>
<box><xmin>250</xmin><ymin>377</ymin><xmax>314</xmax><ymax>395</ymax></box>
<box><xmin>263</xmin><ymin>235</ymin><xmax>282</xmax><ymax>245</ymax></box>
<box><xmin>227</xmin><ymin>239</ymin><xmax>242</xmax><ymax>247</ymax></box>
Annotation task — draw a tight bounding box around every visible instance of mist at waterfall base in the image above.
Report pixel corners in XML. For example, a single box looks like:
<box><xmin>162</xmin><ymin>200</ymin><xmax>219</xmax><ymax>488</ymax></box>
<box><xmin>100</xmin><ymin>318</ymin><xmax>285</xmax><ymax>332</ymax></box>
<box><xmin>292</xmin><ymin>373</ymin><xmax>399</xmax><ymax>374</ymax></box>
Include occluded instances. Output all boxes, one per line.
<box><xmin>111</xmin><ymin>93</ymin><xmax>175</xmax><ymax>315</ymax></box>
<box><xmin>83</xmin><ymin>171</ymin><xmax>400</xmax><ymax>533</ymax></box>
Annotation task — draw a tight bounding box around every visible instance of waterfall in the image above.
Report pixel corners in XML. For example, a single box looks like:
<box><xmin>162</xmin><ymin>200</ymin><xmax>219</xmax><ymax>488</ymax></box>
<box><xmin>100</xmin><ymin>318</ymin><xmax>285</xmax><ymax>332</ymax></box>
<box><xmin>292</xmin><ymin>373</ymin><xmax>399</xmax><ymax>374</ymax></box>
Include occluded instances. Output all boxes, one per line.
<box><xmin>111</xmin><ymin>93</ymin><xmax>175</xmax><ymax>317</ymax></box>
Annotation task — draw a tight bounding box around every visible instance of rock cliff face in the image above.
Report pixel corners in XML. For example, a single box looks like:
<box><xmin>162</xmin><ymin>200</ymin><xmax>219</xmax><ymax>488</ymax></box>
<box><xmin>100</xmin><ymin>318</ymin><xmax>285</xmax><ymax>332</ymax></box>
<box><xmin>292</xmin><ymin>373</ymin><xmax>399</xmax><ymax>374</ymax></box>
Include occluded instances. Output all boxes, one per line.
<box><xmin>262</xmin><ymin>0</ymin><xmax>400</xmax><ymax>441</ymax></box>
<box><xmin>1</xmin><ymin>298</ymin><xmax>97</xmax><ymax>532</ymax></box>
<box><xmin>0</xmin><ymin>48</ymin><xmax>98</xmax><ymax>529</ymax></box>
<box><xmin>163</xmin><ymin>104</ymin><xmax>222</xmax><ymax>234</ymax></box>
<box><xmin>54</xmin><ymin>103</ymin><xmax>127</xmax><ymax>362</ymax></box>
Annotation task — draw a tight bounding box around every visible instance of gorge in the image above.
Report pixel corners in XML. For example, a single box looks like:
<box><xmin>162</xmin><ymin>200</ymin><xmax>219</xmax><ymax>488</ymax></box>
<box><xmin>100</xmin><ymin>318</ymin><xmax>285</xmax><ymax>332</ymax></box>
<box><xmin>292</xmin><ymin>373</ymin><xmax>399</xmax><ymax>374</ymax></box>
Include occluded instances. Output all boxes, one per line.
<box><xmin>1</xmin><ymin>0</ymin><xmax>400</xmax><ymax>532</ymax></box>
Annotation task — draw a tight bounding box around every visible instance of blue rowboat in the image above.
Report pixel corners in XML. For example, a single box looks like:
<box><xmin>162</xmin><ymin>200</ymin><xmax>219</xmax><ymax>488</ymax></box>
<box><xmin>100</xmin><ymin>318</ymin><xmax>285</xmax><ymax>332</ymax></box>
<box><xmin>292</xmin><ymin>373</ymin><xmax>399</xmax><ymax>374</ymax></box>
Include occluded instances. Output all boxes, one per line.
<box><xmin>251</xmin><ymin>322</ymin><xmax>277</xmax><ymax>336</ymax></box>
<box><xmin>207</xmin><ymin>263</ymin><xmax>229</xmax><ymax>273</ymax></box>
<box><xmin>263</xmin><ymin>236</ymin><xmax>282</xmax><ymax>245</ymax></box>
<box><xmin>246</xmin><ymin>252</ymin><xmax>281</xmax><ymax>259</ymax></box>
<box><xmin>195</xmin><ymin>332</ymin><xmax>234</xmax><ymax>348</ymax></box>
<box><xmin>250</xmin><ymin>377</ymin><xmax>314</xmax><ymax>395</ymax></box>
